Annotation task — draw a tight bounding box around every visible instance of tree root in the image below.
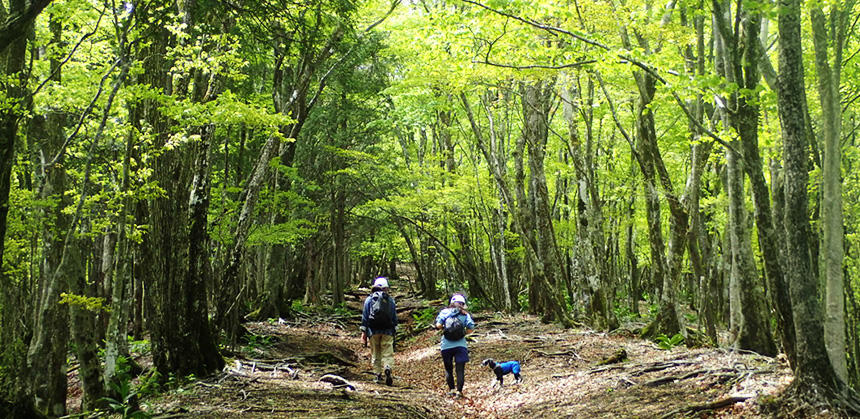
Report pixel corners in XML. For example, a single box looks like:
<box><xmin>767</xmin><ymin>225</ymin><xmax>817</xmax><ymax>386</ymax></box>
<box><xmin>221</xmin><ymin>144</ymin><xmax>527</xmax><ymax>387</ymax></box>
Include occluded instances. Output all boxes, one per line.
<box><xmin>659</xmin><ymin>395</ymin><xmax>750</xmax><ymax>418</ymax></box>
<box><xmin>764</xmin><ymin>378</ymin><xmax>860</xmax><ymax>417</ymax></box>
<box><xmin>629</xmin><ymin>360</ymin><xmax>696</xmax><ymax>376</ymax></box>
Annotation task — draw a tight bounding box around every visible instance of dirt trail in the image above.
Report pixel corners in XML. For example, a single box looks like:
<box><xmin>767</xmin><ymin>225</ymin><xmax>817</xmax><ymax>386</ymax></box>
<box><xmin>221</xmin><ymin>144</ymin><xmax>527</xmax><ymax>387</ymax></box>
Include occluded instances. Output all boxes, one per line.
<box><xmin>148</xmin><ymin>295</ymin><xmax>793</xmax><ymax>418</ymax></box>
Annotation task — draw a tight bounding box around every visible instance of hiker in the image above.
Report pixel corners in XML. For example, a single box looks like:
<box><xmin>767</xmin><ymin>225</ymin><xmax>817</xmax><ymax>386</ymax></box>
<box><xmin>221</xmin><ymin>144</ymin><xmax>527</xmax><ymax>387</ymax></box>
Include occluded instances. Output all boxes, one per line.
<box><xmin>435</xmin><ymin>293</ymin><xmax>476</xmax><ymax>397</ymax></box>
<box><xmin>360</xmin><ymin>277</ymin><xmax>398</xmax><ymax>385</ymax></box>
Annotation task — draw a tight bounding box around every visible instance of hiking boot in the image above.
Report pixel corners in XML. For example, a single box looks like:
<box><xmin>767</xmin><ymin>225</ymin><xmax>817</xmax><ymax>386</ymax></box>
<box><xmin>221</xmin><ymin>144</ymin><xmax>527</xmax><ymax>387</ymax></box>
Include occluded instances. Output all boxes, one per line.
<box><xmin>456</xmin><ymin>390</ymin><xmax>464</xmax><ymax>398</ymax></box>
<box><xmin>447</xmin><ymin>389</ymin><xmax>457</xmax><ymax>396</ymax></box>
<box><xmin>384</xmin><ymin>366</ymin><xmax>393</xmax><ymax>386</ymax></box>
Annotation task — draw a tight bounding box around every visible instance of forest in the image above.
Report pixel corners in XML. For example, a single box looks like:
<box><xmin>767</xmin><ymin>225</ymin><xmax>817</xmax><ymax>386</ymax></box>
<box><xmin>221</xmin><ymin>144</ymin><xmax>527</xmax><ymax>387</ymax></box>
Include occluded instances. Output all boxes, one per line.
<box><xmin>2</xmin><ymin>0</ymin><xmax>860</xmax><ymax>417</ymax></box>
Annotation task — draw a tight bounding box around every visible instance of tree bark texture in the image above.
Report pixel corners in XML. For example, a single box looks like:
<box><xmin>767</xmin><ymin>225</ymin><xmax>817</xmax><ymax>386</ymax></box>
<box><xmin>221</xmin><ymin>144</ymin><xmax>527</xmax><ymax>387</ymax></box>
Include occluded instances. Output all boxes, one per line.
<box><xmin>68</xmin><ymin>240</ymin><xmax>105</xmax><ymax>411</ymax></box>
<box><xmin>778</xmin><ymin>0</ymin><xmax>843</xmax><ymax>394</ymax></box>
<box><xmin>634</xmin><ymin>73</ymin><xmax>682</xmax><ymax>339</ymax></box>
<box><xmin>521</xmin><ymin>81</ymin><xmax>573</xmax><ymax>326</ymax></box>
<box><xmin>810</xmin><ymin>2</ymin><xmax>851</xmax><ymax>384</ymax></box>
<box><xmin>561</xmin><ymin>82</ymin><xmax>615</xmax><ymax>330</ymax></box>
<box><xmin>142</xmin><ymin>7</ymin><xmax>223</xmax><ymax>376</ymax></box>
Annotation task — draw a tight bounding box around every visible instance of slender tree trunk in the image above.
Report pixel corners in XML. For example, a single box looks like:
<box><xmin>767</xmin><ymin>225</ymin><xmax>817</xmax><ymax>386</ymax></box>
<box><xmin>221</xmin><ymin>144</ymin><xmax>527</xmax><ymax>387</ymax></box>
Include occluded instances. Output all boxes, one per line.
<box><xmin>332</xmin><ymin>189</ymin><xmax>346</xmax><ymax>305</ymax></box>
<box><xmin>778</xmin><ymin>0</ymin><xmax>847</xmax><ymax>400</ymax></box>
<box><xmin>726</xmin><ymin>144</ymin><xmax>776</xmax><ymax>355</ymax></box>
<box><xmin>68</xmin><ymin>239</ymin><xmax>105</xmax><ymax>410</ymax></box>
<box><xmin>633</xmin><ymin>73</ymin><xmax>683</xmax><ymax>339</ymax></box>
<box><xmin>810</xmin><ymin>1</ymin><xmax>852</xmax><ymax>384</ymax></box>
<box><xmin>104</xmin><ymin>106</ymin><xmax>137</xmax><ymax>392</ymax></box>
<box><xmin>561</xmin><ymin>81</ymin><xmax>614</xmax><ymax>329</ymax></box>
<box><xmin>713</xmin><ymin>0</ymin><xmax>778</xmax><ymax>356</ymax></box>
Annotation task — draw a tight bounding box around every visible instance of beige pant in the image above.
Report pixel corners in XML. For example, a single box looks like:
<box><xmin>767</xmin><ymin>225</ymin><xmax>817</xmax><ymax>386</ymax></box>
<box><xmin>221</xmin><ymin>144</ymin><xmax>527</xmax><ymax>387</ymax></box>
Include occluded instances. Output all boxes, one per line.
<box><xmin>369</xmin><ymin>334</ymin><xmax>394</xmax><ymax>374</ymax></box>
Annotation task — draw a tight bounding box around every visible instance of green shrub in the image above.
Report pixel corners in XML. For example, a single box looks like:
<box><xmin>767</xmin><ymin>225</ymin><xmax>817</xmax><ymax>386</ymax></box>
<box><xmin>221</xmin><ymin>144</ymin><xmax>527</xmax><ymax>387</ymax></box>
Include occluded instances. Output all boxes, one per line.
<box><xmin>412</xmin><ymin>307</ymin><xmax>438</xmax><ymax>329</ymax></box>
<box><xmin>655</xmin><ymin>333</ymin><xmax>685</xmax><ymax>350</ymax></box>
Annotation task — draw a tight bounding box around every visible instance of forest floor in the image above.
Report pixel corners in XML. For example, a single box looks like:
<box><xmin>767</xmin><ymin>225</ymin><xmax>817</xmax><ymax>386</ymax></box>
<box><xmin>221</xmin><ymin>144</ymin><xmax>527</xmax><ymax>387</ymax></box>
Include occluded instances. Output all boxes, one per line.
<box><xmin>117</xmin><ymin>293</ymin><xmax>803</xmax><ymax>418</ymax></box>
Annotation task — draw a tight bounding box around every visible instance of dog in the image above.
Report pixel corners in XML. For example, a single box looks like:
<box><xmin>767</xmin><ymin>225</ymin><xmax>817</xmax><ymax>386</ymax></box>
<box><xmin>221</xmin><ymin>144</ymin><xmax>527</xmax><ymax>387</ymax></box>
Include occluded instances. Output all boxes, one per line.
<box><xmin>481</xmin><ymin>358</ymin><xmax>522</xmax><ymax>386</ymax></box>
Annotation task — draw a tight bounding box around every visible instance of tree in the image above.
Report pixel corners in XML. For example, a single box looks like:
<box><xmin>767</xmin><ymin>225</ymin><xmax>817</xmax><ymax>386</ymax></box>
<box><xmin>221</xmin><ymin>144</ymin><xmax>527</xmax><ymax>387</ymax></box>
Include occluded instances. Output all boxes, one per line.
<box><xmin>810</xmin><ymin>0</ymin><xmax>854</xmax><ymax>384</ymax></box>
<box><xmin>777</xmin><ymin>0</ymin><xmax>857</xmax><ymax>409</ymax></box>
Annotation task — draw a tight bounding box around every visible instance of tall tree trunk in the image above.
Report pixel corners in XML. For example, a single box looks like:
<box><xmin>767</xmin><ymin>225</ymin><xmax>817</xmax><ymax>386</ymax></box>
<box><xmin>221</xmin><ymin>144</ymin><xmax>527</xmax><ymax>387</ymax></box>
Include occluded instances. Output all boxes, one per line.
<box><xmin>68</xmin><ymin>239</ymin><xmax>105</xmax><ymax>410</ymax></box>
<box><xmin>777</xmin><ymin>0</ymin><xmax>848</xmax><ymax>401</ymax></box>
<box><xmin>713</xmin><ymin>0</ymin><xmax>778</xmax><ymax>355</ymax></box>
<box><xmin>522</xmin><ymin>81</ymin><xmax>572</xmax><ymax>325</ymax></box>
<box><xmin>633</xmin><ymin>73</ymin><xmax>683</xmax><ymax>339</ymax></box>
<box><xmin>810</xmin><ymin>1</ymin><xmax>852</xmax><ymax>384</ymax></box>
<box><xmin>332</xmin><ymin>189</ymin><xmax>346</xmax><ymax>305</ymax></box>
<box><xmin>26</xmin><ymin>13</ymin><xmax>68</xmax><ymax>413</ymax></box>
<box><xmin>726</xmin><ymin>144</ymin><xmax>776</xmax><ymax>355</ymax></box>
<box><xmin>561</xmin><ymin>81</ymin><xmax>614</xmax><ymax>330</ymax></box>
<box><xmin>144</xmin><ymin>3</ymin><xmax>223</xmax><ymax>375</ymax></box>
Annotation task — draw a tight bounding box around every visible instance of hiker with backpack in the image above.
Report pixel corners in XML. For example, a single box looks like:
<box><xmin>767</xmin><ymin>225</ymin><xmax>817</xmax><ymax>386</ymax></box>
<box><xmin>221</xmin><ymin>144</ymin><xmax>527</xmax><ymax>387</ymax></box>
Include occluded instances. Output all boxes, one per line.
<box><xmin>360</xmin><ymin>277</ymin><xmax>398</xmax><ymax>385</ymax></box>
<box><xmin>434</xmin><ymin>293</ymin><xmax>476</xmax><ymax>397</ymax></box>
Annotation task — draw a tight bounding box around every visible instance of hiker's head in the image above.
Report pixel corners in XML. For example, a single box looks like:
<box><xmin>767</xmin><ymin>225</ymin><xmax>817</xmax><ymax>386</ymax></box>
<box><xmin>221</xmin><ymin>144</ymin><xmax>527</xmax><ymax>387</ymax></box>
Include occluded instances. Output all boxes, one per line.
<box><xmin>372</xmin><ymin>276</ymin><xmax>389</xmax><ymax>292</ymax></box>
<box><xmin>449</xmin><ymin>293</ymin><xmax>466</xmax><ymax>308</ymax></box>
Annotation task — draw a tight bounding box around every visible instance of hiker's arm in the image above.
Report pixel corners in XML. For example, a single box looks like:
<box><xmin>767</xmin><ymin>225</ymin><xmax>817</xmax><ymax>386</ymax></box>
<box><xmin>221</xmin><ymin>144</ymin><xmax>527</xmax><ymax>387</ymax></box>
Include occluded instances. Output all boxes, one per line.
<box><xmin>465</xmin><ymin>315</ymin><xmax>476</xmax><ymax>334</ymax></box>
<box><xmin>360</xmin><ymin>298</ymin><xmax>369</xmax><ymax>345</ymax></box>
<box><xmin>360</xmin><ymin>298</ymin><xmax>370</xmax><ymax>332</ymax></box>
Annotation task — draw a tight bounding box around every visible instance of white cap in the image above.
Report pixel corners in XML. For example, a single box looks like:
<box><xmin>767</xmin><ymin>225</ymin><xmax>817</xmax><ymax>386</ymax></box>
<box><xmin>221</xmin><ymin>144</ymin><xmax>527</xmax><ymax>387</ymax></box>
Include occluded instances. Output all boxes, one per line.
<box><xmin>373</xmin><ymin>277</ymin><xmax>389</xmax><ymax>289</ymax></box>
<box><xmin>450</xmin><ymin>294</ymin><xmax>466</xmax><ymax>305</ymax></box>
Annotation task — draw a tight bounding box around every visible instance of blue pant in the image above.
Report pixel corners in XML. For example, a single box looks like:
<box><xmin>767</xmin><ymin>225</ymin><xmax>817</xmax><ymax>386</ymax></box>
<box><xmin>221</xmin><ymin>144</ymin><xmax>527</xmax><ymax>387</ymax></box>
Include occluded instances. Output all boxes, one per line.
<box><xmin>441</xmin><ymin>347</ymin><xmax>469</xmax><ymax>391</ymax></box>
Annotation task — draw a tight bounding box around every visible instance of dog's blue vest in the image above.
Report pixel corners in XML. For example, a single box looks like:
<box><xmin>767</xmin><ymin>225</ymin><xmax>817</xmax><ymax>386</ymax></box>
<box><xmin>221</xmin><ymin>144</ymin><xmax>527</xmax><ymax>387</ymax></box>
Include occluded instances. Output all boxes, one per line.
<box><xmin>498</xmin><ymin>361</ymin><xmax>521</xmax><ymax>375</ymax></box>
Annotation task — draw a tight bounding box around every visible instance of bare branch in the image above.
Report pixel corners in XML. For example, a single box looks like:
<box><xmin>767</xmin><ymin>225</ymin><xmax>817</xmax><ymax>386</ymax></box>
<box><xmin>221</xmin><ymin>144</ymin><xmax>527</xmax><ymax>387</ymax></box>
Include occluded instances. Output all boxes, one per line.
<box><xmin>472</xmin><ymin>58</ymin><xmax>596</xmax><ymax>70</ymax></box>
<box><xmin>30</xmin><ymin>7</ymin><xmax>106</xmax><ymax>98</ymax></box>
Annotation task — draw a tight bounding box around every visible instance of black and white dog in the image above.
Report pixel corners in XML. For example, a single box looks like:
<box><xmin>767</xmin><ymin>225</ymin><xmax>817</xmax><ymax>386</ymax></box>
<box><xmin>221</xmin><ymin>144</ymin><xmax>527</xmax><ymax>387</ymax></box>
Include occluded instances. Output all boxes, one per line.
<box><xmin>481</xmin><ymin>358</ymin><xmax>523</xmax><ymax>386</ymax></box>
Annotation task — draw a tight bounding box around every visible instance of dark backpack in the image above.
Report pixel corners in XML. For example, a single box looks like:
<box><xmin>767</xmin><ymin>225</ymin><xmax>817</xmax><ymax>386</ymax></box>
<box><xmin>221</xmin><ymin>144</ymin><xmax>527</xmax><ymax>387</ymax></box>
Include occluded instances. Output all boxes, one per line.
<box><xmin>368</xmin><ymin>291</ymin><xmax>393</xmax><ymax>329</ymax></box>
<box><xmin>443</xmin><ymin>312</ymin><xmax>466</xmax><ymax>340</ymax></box>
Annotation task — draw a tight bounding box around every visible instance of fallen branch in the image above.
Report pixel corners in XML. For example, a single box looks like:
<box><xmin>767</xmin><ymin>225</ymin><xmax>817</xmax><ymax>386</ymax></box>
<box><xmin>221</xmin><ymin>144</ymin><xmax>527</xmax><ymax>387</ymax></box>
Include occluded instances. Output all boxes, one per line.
<box><xmin>629</xmin><ymin>360</ymin><xmax>696</xmax><ymax>376</ymax></box>
<box><xmin>642</xmin><ymin>368</ymin><xmax>743</xmax><ymax>387</ymax></box>
<box><xmin>233</xmin><ymin>359</ymin><xmax>300</xmax><ymax>379</ymax></box>
<box><xmin>319</xmin><ymin>374</ymin><xmax>356</xmax><ymax>391</ymax></box>
<box><xmin>642</xmin><ymin>375</ymin><xmax>679</xmax><ymax>387</ymax></box>
<box><xmin>531</xmin><ymin>349</ymin><xmax>580</xmax><ymax>358</ymax></box>
<box><xmin>660</xmin><ymin>395</ymin><xmax>751</xmax><ymax>418</ymax></box>
<box><xmin>588</xmin><ymin>365</ymin><xmax>626</xmax><ymax>374</ymax></box>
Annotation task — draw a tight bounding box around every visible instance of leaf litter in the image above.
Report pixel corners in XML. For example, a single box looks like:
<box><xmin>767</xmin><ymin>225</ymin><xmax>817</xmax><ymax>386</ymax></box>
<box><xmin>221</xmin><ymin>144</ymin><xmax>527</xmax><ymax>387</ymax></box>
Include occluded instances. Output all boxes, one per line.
<box><xmin>130</xmin><ymin>296</ymin><xmax>800</xmax><ymax>418</ymax></box>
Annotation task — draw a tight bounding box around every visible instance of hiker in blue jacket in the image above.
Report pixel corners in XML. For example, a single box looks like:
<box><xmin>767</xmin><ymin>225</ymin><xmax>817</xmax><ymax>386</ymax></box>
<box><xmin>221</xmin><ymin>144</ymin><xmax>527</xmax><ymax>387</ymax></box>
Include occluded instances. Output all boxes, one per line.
<box><xmin>434</xmin><ymin>293</ymin><xmax>475</xmax><ymax>397</ymax></box>
<box><xmin>360</xmin><ymin>277</ymin><xmax>398</xmax><ymax>385</ymax></box>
